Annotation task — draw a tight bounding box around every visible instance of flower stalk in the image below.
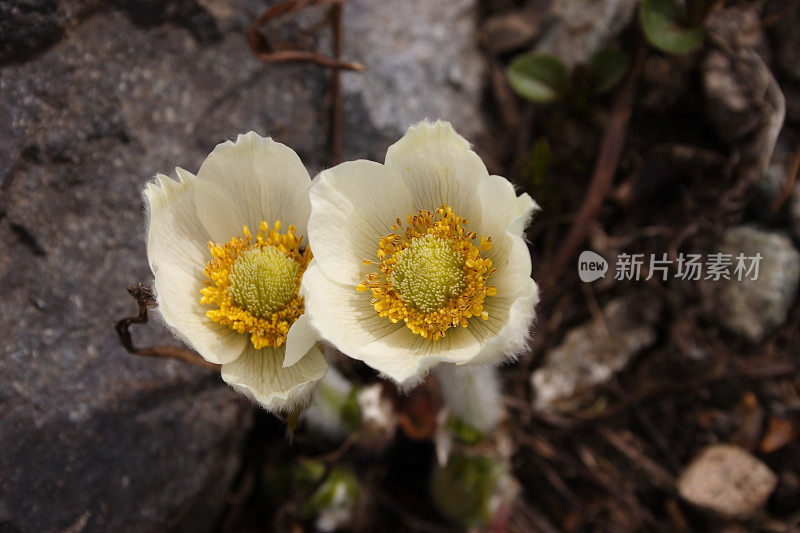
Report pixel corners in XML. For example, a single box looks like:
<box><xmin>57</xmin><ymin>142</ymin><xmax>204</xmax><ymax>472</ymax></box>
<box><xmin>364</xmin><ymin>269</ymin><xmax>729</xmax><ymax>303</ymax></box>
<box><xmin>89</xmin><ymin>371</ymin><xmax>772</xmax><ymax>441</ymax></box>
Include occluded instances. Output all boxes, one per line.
<box><xmin>435</xmin><ymin>364</ymin><xmax>505</xmax><ymax>434</ymax></box>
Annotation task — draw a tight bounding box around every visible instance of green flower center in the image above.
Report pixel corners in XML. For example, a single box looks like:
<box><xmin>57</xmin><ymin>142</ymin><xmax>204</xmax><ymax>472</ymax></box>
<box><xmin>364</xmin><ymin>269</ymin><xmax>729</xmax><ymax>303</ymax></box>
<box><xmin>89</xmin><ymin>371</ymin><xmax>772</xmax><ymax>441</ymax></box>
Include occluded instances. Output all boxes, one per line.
<box><xmin>390</xmin><ymin>234</ymin><xmax>466</xmax><ymax>313</ymax></box>
<box><xmin>228</xmin><ymin>247</ymin><xmax>300</xmax><ymax>318</ymax></box>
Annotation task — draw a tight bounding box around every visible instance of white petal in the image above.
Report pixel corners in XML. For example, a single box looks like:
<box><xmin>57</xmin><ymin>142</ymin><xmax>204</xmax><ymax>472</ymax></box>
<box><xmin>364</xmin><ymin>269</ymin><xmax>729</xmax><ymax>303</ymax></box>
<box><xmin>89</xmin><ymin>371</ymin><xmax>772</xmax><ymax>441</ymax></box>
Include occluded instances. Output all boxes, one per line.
<box><xmin>478</xmin><ymin>174</ymin><xmax>539</xmax><ymax>295</ymax></box>
<box><xmin>145</xmin><ymin>169</ymin><xmax>209</xmax><ymax>272</ymax></box>
<box><xmin>384</xmin><ymin>120</ymin><xmax>488</xmax><ymax>223</ymax></box>
<box><xmin>283</xmin><ymin>313</ymin><xmax>318</xmax><ymax>368</ymax></box>
<box><xmin>301</xmin><ymin>261</ymin><xmax>401</xmax><ymax>351</ymax></box>
<box><xmin>144</xmin><ymin>170</ymin><xmax>247</xmax><ymax>365</ymax></box>
<box><xmin>308</xmin><ymin>160</ymin><xmax>414</xmax><ymax>285</ymax></box>
<box><xmin>303</xmin><ymin>262</ymin><xmax>482</xmax><ymax>385</ymax></box>
<box><xmin>378</xmin><ymin>325</ymin><xmax>482</xmax><ymax>387</ymax></box>
<box><xmin>194</xmin><ymin>132</ymin><xmax>312</xmax><ymax>243</ymax></box>
<box><xmin>465</xmin><ymin>277</ymin><xmax>539</xmax><ymax>366</ymax></box>
<box><xmin>221</xmin><ymin>344</ymin><xmax>327</xmax><ymax>412</ymax></box>
<box><xmin>478</xmin><ymin>174</ymin><xmax>539</xmax><ymax>239</ymax></box>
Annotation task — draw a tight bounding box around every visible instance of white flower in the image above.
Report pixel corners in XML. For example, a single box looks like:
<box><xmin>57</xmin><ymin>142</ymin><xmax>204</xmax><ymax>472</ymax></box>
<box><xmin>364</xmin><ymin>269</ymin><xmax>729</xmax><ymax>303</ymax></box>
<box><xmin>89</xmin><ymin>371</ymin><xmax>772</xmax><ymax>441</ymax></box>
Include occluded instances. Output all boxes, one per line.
<box><xmin>299</xmin><ymin>120</ymin><xmax>539</xmax><ymax>385</ymax></box>
<box><xmin>144</xmin><ymin>132</ymin><xmax>326</xmax><ymax>412</ymax></box>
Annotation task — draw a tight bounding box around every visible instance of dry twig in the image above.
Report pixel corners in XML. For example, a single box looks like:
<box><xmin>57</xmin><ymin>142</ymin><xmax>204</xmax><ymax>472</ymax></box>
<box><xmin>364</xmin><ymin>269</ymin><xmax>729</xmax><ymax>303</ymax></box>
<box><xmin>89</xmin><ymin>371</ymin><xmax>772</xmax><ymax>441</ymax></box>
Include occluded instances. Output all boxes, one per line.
<box><xmin>246</xmin><ymin>0</ymin><xmax>365</xmax><ymax>164</ymax></box>
<box><xmin>115</xmin><ymin>283</ymin><xmax>220</xmax><ymax>371</ymax></box>
<box><xmin>542</xmin><ymin>43</ymin><xmax>646</xmax><ymax>289</ymax></box>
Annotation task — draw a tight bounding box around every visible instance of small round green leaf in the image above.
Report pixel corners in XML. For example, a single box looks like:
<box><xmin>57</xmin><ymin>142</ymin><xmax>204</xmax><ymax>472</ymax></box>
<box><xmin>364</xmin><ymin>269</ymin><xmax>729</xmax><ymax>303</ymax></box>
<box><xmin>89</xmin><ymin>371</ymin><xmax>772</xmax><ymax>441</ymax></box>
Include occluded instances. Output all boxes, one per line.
<box><xmin>640</xmin><ymin>0</ymin><xmax>705</xmax><ymax>55</ymax></box>
<box><xmin>507</xmin><ymin>52</ymin><xmax>568</xmax><ymax>103</ymax></box>
<box><xmin>588</xmin><ymin>47</ymin><xmax>629</xmax><ymax>95</ymax></box>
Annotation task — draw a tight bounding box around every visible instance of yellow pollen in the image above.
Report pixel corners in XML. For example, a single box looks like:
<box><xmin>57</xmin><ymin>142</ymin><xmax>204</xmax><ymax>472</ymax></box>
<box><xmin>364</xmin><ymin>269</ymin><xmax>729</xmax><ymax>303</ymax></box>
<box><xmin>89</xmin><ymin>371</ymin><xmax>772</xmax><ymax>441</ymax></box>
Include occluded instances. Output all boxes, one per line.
<box><xmin>200</xmin><ymin>221</ymin><xmax>311</xmax><ymax>349</ymax></box>
<box><xmin>391</xmin><ymin>234</ymin><xmax>466</xmax><ymax>313</ymax></box>
<box><xmin>359</xmin><ymin>204</ymin><xmax>496</xmax><ymax>341</ymax></box>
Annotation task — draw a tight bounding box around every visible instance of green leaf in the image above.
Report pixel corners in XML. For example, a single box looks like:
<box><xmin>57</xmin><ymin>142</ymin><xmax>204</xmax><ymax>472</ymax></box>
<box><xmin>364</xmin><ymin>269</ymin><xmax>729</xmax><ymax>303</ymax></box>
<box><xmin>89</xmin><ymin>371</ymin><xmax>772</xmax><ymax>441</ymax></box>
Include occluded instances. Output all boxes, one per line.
<box><xmin>640</xmin><ymin>0</ymin><xmax>705</xmax><ymax>55</ymax></box>
<box><xmin>588</xmin><ymin>47</ymin><xmax>629</xmax><ymax>95</ymax></box>
<box><xmin>507</xmin><ymin>52</ymin><xmax>568</xmax><ymax>103</ymax></box>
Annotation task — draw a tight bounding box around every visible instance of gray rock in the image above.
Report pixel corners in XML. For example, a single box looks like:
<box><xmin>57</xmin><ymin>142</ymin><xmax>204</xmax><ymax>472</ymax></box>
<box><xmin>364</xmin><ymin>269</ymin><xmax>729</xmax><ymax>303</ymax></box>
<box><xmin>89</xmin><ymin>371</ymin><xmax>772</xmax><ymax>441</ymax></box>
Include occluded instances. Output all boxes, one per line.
<box><xmin>0</xmin><ymin>0</ymin><xmax>489</xmax><ymax>530</ymax></box>
<box><xmin>531</xmin><ymin>293</ymin><xmax>661</xmax><ymax>412</ymax></box>
<box><xmin>706</xmin><ymin>5</ymin><xmax>766</xmax><ymax>52</ymax></box>
<box><xmin>0</xmin><ymin>0</ymin><xmax>74</xmax><ymax>63</ymax></box>
<box><xmin>703</xmin><ymin>226</ymin><xmax>800</xmax><ymax>343</ymax></box>
<box><xmin>0</xmin><ymin>8</ymin><xmax>289</xmax><ymax>531</ymax></box>
<box><xmin>703</xmin><ymin>7</ymin><xmax>784</xmax><ymax>184</ymax></box>
<box><xmin>0</xmin><ymin>383</ymin><xmax>251</xmax><ymax>532</ymax></box>
<box><xmin>702</xmin><ymin>50</ymin><xmax>763</xmax><ymax>144</ymax></box>
<box><xmin>535</xmin><ymin>0</ymin><xmax>638</xmax><ymax>68</ymax></box>
<box><xmin>341</xmin><ymin>0</ymin><xmax>486</xmax><ymax>161</ymax></box>
<box><xmin>677</xmin><ymin>444</ymin><xmax>777</xmax><ymax>519</ymax></box>
<box><xmin>0</xmin><ymin>0</ymin><xmax>224</xmax><ymax>64</ymax></box>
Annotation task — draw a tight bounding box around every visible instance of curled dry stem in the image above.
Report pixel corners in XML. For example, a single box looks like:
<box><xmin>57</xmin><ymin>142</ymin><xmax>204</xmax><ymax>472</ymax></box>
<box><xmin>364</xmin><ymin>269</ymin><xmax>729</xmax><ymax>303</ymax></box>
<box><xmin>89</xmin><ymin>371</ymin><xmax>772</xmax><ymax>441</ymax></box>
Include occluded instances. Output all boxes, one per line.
<box><xmin>246</xmin><ymin>0</ymin><xmax>364</xmax><ymax>164</ymax></box>
<box><xmin>115</xmin><ymin>283</ymin><xmax>220</xmax><ymax>371</ymax></box>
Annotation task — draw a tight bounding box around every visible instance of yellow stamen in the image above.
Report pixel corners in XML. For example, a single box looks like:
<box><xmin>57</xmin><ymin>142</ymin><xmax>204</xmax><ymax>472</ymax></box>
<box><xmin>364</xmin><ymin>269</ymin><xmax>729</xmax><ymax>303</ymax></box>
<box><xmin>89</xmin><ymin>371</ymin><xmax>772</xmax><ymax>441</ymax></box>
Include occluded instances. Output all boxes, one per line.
<box><xmin>359</xmin><ymin>204</ymin><xmax>495</xmax><ymax>341</ymax></box>
<box><xmin>200</xmin><ymin>221</ymin><xmax>311</xmax><ymax>349</ymax></box>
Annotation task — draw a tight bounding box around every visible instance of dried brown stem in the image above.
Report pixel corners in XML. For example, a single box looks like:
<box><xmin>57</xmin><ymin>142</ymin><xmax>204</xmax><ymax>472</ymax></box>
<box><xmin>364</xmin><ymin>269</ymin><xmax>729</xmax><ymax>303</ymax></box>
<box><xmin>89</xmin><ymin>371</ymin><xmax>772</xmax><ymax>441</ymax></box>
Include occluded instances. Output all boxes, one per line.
<box><xmin>250</xmin><ymin>50</ymin><xmax>363</xmax><ymax>71</ymax></box>
<box><xmin>761</xmin><ymin>0</ymin><xmax>800</xmax><ymax>29</ymax></box>
<box><xmin>115</xmin><ymin>283</ymin><xmax>220</xmax><ymax>371</ymax></box>
<box><xmin>246</xmin><ymin>0</ymin><xmax>362</xmax><ymax>165</ymax></box>
<box><xmin>572</xmin><ymin>442</ymin><xmax>663</xmax><ymax>530</ymax></box>
<box><xmin>246</xmin><ymin>0</ymin><xmax>326</xmax><ymax>54</ymax></box>
<box><xmin>542</xmin><ymin>44</ymin><xmax>646</xmax><ymax>290</ymax></box>
<box><xmin>308</xmin><ymin>430</ymin><xmax>361</xmax><ymax>463</ymax></box>
<box><xmin>596</xmin><ymin>426</ymin><xmax>675</xmax><ymax>489</ymax></box>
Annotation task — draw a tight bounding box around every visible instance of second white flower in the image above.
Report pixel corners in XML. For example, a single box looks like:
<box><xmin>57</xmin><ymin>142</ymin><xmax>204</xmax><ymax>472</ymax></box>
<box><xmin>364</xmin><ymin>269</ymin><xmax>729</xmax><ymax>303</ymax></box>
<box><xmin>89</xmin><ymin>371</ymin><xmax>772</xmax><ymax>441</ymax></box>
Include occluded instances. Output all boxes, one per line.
<box><xmin>294</xmin><ymin>121</ymin><xmax>540</xmax><ymax>385</ymax></box>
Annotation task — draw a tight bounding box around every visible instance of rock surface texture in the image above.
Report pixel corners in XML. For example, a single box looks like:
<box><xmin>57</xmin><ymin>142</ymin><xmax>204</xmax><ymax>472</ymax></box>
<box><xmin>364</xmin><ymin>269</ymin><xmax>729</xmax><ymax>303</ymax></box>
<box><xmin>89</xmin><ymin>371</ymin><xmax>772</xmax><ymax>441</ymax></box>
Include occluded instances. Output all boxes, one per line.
<box><xmin>341</xmin><ymin>0</ymin><xmax>485</xmax><ymax>160</ymax></box>
<box><xmin>531</xmin><ymin>293</ymin><xmax>661</xmax><ymax>412</ymax></box>
<box><xmin>677</xmin><ymin>444</ymin><xmax>778</xmax><ymax>519</ymax></box>
<box><xmin>0</xmin><ymin>0</ymin><xmax>487</xmax><ymax>530</ymax></box>
<box><xmin>535</xmin><ymin>0</ymin><xmax>638</xmax><ymax>67</ymax></box>
<box><xmin>703</xmin><ymin>226</ymin><xmax>800</xmax><ymax>343</ymax></box>
<box><xmin>703</xmin><ymin>6</ymin><xmax>784</xmax><ymax>185</ymax></box>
